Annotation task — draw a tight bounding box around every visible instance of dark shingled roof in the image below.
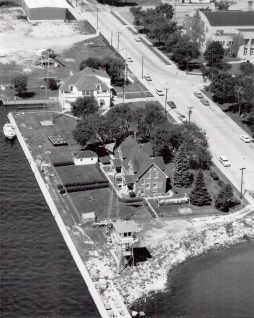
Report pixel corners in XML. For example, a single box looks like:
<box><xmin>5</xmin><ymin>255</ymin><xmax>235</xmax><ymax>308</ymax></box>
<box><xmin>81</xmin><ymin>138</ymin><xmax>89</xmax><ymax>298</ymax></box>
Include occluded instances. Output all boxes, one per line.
<box><xmin>115</xmin><ymin>136</ymin><xmax>154</xmax><ymax>159</ymax></box>
<box><xmin>74</xmin><ymin>151</ymin><xmax>97</xmax><ymax>159</ymax></box>
<box><xmin>202</xmin><ymin>11</ymin><xmax>254</xmax><ymax>27</ymax></box>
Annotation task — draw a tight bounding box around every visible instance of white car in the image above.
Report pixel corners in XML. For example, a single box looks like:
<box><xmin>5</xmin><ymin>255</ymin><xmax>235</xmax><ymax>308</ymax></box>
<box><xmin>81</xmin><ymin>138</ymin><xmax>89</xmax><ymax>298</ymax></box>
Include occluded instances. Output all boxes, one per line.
<box><xmin>240</xmin><ymin>135</ymin><xmax>251</xmax><ymax>143</ymax></box>
<box><xmin>200</xmin><ymin>98</ymin><xmax>210</xmax><ymax>106</ymax></box>
<box><xmin>156</xmin><ymin>88</ymin><xmax>164</xmax><ymax>96</ymax></box>
<box><xmin>194</xmin><ymin>91</ymin><xmax>203</xmax><ymax>98</ymax></box>
<box><xmin>219</xmin><ymin>156</ymin><xmax>231</xmax><ymax>167</ymax></box>
<box><xmin>127</xmin><ymin>57</ymin><xmax>133</xmax><ymax>62</ymax></box>
<box><xmin>134</xmin><ymin>37</ymin><xmax>141</xmax><ymax>42</ymax></box>
<box><xmin>144</xmin><ymin>74</ymin><xmax>152</xmax><ymax>81</ymax></box>
<box><xmin>178</xmin><ymin>114</ymin><xmax>187</xmax><ymax>123</ymax></box>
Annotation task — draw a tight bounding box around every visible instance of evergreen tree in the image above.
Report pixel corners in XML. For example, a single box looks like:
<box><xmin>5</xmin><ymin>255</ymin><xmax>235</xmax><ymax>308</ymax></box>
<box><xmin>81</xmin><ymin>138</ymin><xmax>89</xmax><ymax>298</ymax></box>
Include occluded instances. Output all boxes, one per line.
<box><xmin>173</xmin><ymin>145</ymin><xmax>192</xmax><ymax>188</ymax></box>
<box><xmin>215</xmin><ymin>184</ymin><xmax>234</xmax><ymax>212</ymax></box>
<box><xmin>190</xmin><ymin>170</ymin><xmax>212</xmax><ymax>206</ymax></box>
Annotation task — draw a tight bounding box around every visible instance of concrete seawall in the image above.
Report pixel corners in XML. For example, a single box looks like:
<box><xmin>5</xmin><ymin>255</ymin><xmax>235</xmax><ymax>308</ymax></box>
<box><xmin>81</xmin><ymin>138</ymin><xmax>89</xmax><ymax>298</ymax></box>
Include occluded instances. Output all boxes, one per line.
<box><xmin>8</xmin><ymin>113</ymin><xmax>109</xmax><ymax>318</ymax></box>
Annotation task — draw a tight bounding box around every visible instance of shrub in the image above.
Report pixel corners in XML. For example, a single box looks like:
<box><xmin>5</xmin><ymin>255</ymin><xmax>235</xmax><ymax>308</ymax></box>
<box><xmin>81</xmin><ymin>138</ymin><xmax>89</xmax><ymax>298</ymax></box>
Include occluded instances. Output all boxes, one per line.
<box><xmin>118</xmin><ymin>196</ymin><xmax>143</xmax><ymax>203</ymax></box>
<box><xmin>218</xmin><ymin>180</ymin><xmax>225</xmax><ymax>187</ymax></box>
<box><xmin>128</xmin><ymin>191</ymin><xmax>136</xmax><ymax>198</ymax></box>
<box><xmin>65</xmin><ymin>183</ymin><xmax>109</xmax><ymax>193</ymax></box>
<box><xmin>54</xmin><ymin>162</ymin><xmax>74</xmax><ymax>167</ymax></box>
<box><xmin>210</xmin><ymin>171</ymin><xmax>219</xmax><ymax>180</ymax></box>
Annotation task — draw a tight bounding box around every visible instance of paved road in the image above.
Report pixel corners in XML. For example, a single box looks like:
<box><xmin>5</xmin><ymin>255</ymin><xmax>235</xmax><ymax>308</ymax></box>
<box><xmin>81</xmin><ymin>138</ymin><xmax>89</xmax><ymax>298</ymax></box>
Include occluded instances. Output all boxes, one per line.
<box><xmin>77</xmin><ymin>5</ymin><xmax>254</xmax><ymax>205</ymax></box>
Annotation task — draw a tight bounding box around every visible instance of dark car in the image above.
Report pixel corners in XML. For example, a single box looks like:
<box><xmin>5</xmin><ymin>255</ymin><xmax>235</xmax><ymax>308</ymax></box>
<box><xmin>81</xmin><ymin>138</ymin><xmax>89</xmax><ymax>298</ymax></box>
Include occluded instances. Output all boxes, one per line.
<box><xmin>17</xmin><ymin>15</ymin><xmax>27</xmax><ymax>20</ymax></box>
<box><xmin>167</xmin><ymin>101</ymin><xmax>176</xmax><ymax>109</ymax></box>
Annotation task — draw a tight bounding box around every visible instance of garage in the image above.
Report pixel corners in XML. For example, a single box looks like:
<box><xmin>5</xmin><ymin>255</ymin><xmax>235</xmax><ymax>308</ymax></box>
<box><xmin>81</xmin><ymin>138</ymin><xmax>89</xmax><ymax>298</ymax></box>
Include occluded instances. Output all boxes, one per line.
<box><xmin>22</xmin><ymin>0</ymin><xmax>71</xmax><ymax>21</ymax></box>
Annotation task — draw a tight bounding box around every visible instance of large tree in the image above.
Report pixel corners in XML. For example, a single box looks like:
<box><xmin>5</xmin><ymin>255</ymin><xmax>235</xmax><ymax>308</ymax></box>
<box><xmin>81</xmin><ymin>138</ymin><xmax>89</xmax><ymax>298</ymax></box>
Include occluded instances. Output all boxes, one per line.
<box><xmin>234</xmin><ymin>75</ymin><xmax>254</xmax><ymax>115</ymax></box>
<box><xmin>189</xmin><ymin>170</ymin><xmax>212</xmax><ymax>206</ymax></box>
<box><xmin>104</xmin><ymin>57</ymin><xmax>125</xmax><ymax>83</ymax></box>
<box><xmin>211</xmin><ymin>72</ymin><xmax>236</xmax><ymax>102</ymax></box>
<box><xmin>204</xmin><ymin>41</ymin><xmax>224</xmax><ymax>67</ymax></box>
<box><xmin>11</xmin><ymin>73</ymin><xmax>28</xmax><ymax>96</ymax></box>
<box><xmin>79</xmin><ymin>57</ymin><xmax>101</xmax><ymax>71</ymax></box>
<box><xmin>173</xmin><ymin>145</ymin><xmax>192</xmax><ymax>188</ymax></box>
<box><xmin>215</xmin><ymin>184</ymin><xmax>234</xmax><ymax>212</ymax></box>
<box><xmin>73</xmin><ymin>114</ymin><xmax>101</xmax><ymax>146</ymax></box>
<box><xmin>239</xmin><ymin>62</ymin><xmax>254</xmax><ymax>76</ymax></box>
<box><xmin>172</xmin><ymin>40</ymin><xmax>200</xmax><ymax>69</ymax></box>
<box><xmin>71</xmin><ymin>96</ymin><xmax>99</xmax><ymax>118</ymax></box>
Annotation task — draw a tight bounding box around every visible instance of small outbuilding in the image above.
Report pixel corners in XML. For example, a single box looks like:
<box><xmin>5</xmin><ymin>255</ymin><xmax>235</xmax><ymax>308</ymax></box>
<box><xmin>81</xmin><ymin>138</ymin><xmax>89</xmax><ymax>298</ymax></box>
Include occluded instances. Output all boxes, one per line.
<box><xmin>22</xmin><ymin>0</ymin><xmax>71</xmax><ymax>21</ymax></box>
<box><xmin>73</xmin><ymin>151</ymin><xmax>98</xmax><ymax>165</ymax></box>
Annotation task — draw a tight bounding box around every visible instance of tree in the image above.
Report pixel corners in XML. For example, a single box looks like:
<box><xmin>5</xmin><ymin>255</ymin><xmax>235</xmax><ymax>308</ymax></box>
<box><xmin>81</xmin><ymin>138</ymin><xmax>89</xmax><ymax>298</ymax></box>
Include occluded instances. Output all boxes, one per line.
<box><xmin>234</xmin><ymin>75</ymin><xmax>254</xmax><ymax>115</ymax></box>
<box><xmin>173</xmin><ymin>145</ymin><xmax>192</xmax><ymax>188</ymax></box>
<box><xmin>71</xmin><ymin>96</ymin><xmax>99</xmax><ymax>118</ymax></box>
<box><xmin>73</xmin><ymin>114</ymin><xmax>101</xmax><ymax>146</ymax></box>
<box><xmin>240</xmin><ymin>62</ymin><xmax>254</xmax><ymax>76</ymax></box>
<box><xmin>204</xmin><ymin>41</ymin><xmax>224</xmax><ymax>67</ymax></box>
<box><xmin>215</xmin><ymin>184</ymin><xmax>234</xmax><ymax>212</ymax></box>
<box><xmin>189</xmin><ymin>170</ymin><xmax>212</xmax><ymax>206</ymax></box>
<box><xmin>44</xmin><ymin>78</ymin><xmax>58</xmax><ymax>90</ymax></box>
<box><xmin>156</xmin><ymin>3</ymin><xmax>174</xmax><ymax>20</ymax></box>
<box><xmin>215</xmin><ymin>1</ymin><xmax>230</xmax><ymax>10</ymax></box>
<box><xmin>231</xmin><ymin>33</ymin><xmax>244</xmax><ymax>57</ymax></box>
<box><xmin>164</xmin><ymin>32</ymin><xmax>182</xmax><ymax>53</ymax></box>
<box><xmin>211</xmin><ymin>72</ymin><xmax>236</xmax><ymax>102</ymax></box>
<box><xmin>199</xmin><ymin>7</ymin><xmax>212</xmax><ymax>11</ymax></box>
<box><xmin>172</xmin><ymin>40</ymin><xmax>200</xmax><ymax>69</ymax></box>
<box><xmin>189</xmin><ymin>145</ymin><xmax>213</xmax><ymax>170</ymax></box>
<box><xmin>11</xmin><ymin>73</ymin><xmax>28</xmax><ymax>96</ymax></box>
<box><xmin>134</xmin><ymin>103</ymin><xmax>167</xmax><ymax>142</ymax></box>
<box><xmin>104</xmin><ymin>57</ymin><xmax>125</xmax><ymax>83</ymax></box>
<box><xmin>79</xmin><ymin>57</ymin><xmax>101</xmax><ymax>71</ymax></box>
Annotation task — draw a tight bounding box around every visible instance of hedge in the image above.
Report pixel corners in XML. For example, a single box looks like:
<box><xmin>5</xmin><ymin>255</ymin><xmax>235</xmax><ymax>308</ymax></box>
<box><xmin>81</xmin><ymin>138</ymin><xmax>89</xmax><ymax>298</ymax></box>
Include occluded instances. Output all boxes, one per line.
<box><xmin>210</xmin><ymin>171</ymin><xmax>219</xmax><ymax>180</ymax></box>
<box><xmin>59</xmin><ymin>183</ymin><xmax>109</xmax><ymax>194</ymax></box>
<box><xmin>54</xmin><ymin>162</ymin><xmax>74</xmax><ymax>167</ymax></box>
<box><xmin>57</xmin><ymin>179</ymin><xmax>108</xmax><ymax>189</ymax></box>
<box><xmin>118</xmin><ymin>196</ymin><xmax>143</xmax><ymax>204</ymax></box>
<box><xmin>218</xmin><ymin>180</ymin><xmax>226</xmax><ymax>187</ymax></box>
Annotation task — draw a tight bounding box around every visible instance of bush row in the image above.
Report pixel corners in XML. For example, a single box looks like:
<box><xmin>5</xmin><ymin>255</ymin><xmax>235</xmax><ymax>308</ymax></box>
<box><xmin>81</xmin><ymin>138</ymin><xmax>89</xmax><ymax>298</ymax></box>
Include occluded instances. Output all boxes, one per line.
<box><xmin>59</xmin><ymin>183</ymin><xmax>109</xmax><ymax>194</ymax></box>
<box><xmin>210</xmin><ymin>171</ymin><xmax>219</xmax><ymax>180</ymax></box>
<box><xmin>54</xmin><ymin>162</ymin><xmax>74</xmax><ymax>167</ymax></box>
<box><xmin>118</xmin><ymin>196</ymin><xmax>143</xmax><ymax>204</ymax></box>
<box><xmin>57</xmin><ymin>179</ymin><xmax>109</xmax><ymax>189</ymax></box>
<box><xmin>218</xmin><ymin>180</ymin><xmax>226</xmax><ymax>188</ymax></box>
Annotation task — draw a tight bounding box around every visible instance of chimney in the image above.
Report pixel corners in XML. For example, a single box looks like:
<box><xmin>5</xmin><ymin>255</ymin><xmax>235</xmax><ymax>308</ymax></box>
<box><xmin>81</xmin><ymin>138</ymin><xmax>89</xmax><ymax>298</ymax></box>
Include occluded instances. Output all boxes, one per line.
<box><xmin>248</xmin><ymin>1</ymin><xmax>253</xmax><ymax>11</ymax></box>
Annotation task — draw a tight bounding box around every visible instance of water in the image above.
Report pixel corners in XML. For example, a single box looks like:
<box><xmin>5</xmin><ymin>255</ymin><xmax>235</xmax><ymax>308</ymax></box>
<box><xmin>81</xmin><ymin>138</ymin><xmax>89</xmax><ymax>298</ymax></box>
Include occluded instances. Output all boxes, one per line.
<box><xmin>0</xmin><ymin>105</ymin><xmax>99</xmax><ymax>317</ymax></box>
<box><xmin>144</xmin><ymin>242</ymin><xmax>254</xmax><ymax>318</ymax></box>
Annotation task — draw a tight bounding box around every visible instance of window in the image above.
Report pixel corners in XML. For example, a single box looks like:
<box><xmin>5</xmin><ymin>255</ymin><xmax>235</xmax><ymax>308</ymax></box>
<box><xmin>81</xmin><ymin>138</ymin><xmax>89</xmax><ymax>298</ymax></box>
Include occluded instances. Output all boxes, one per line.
<box><xmin>153</xmin><ymin>183</ymin><xmax>157</xmax><ymax>189</ymax></box>
<box><xmin>244</xmin><ymin>48</ymin><xmax>248</xmax><ymax>55</ymax></box>
<box><xmin>154</xmin><ymin>172</ymin><xmax>158</xmax><ymax>179</ymax></box>
<box><xmin>124</xmin><ymin>233</ymin><xmax>127</xmax><ymax>237</ymax></box>
<box><xmin>128</xmin><ymin>232</ymin><xmax>131</xmax><ymax>236</ymax></box>
<box><xmin>147</xmin><ymin>171</ymin><xmax>151</xmax><ymax>179</ymax></box>
<box><xmin>245</xmin><ymin>39</ymin><xmax>249</xmax><ymax>45</ymax></box>
<box><xmin>80</xmin><ymin>159</ymin><xmax>82</xmax><ymax>161</ymax></box>
<box><xmin>91</xmin><ymin>158</ymin><xmax>94</xmax><ymax>160</ymax></box>
<box><xmin>70</xmin><ymin>86</ymin><xmax>73</xmax><ymax>91</ymax></box>
<box><xmin>146</xmin><ymin>183</ymin><xmax>150</xmax><ymax>189</ymax></box>
<box><xmin>251</xmin><ymin>39</ymin><xmax>254</xmax><ymax>46</ymax></box>
<box><xmin>141</xmin><ymin>179</ymin><xmax>145</xmax><ymax>185</ymax></box>
<box><xmin>251</xmin><ymin>48</ymin><xmax>254</xmax><ymax>55</ymax></box>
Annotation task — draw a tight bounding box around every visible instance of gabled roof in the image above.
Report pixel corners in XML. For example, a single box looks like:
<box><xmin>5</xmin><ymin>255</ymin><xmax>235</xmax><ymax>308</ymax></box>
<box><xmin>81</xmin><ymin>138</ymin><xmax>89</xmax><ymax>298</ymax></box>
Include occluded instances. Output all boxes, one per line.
<box><xmin>123</xmin><ymin>145</ymin><xmax>151</xmax><ymax>173</ymax></box>
<box><xmin>77</xmin><ymin>67</ymin><xmax>110</xmax><ymax>79</ymax></box>
<box><xmin>24</xmin><ymin>0</ymin><xmax>71</xmax><ymax>9</ymax></box>
<box><xmin>113</xmin><ymin>220</ymin><xmax>140</xmax><ymax>233</ymax></box>
<box><xmin>74</xmin><ymin>151</ymin><xmax>97</xmax><ymax>159</ymax></box>
<box><xmin>201</xmin><ymin>11</ymin><xmax>254</xmax><ymax>27</ymax></box>
<box><xmin>115</xmin><ymin>136</ymin><xmax>138</xmax><ymax>159</ymax></box>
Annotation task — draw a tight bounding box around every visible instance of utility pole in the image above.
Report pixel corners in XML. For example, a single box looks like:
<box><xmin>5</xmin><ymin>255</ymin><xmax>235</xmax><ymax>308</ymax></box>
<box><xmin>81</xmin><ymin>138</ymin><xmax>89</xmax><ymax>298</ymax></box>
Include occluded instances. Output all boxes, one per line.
<box><xmin>164</xmin><ymin>88</ymin><xmax>168</xmax><ymax>114</ymax></box>
<box><xmin>111</xmin><ymin>31</ymin><xmax>113</xmax><ymax>46</ymax></box>
<box><xmin>187</xmin><ymin>107</ymin><xmax>193</xmax><ymax>123</ymax></box>
<box><xmin>240</xmin><ymin>167</ymin><xmax>246</xmax><ymax>199</ymax></box>
<box><xmin>116</xmin><ymin>32</ymin><xmax>121</xmax><ymax>51</ymax></box>
<box><xmin>97</xmin><ymin>8</ymin><xmax>99</xmax><ymax>30</ymax></box>
<box><xmin>123</xmin><ymin>60</ymin><xmax>127</xmax><ymax>103</ymax></box>
<box><xmin>141</xmin><ymin>56</ymin><xmax>144</xmax><ymax>79</ymax></box>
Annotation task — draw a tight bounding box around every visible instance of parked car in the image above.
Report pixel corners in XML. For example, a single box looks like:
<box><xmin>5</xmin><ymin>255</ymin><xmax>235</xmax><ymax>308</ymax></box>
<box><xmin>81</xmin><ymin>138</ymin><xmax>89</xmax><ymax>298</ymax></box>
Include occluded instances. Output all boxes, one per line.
<box><xmin>156</xmin><ymin>88</ymin><xmax>164</xmax><ymax>96</ymax></box>
<box><xmin>167</xmin><ymin>101</ymin><xmax>176</xmax><ymax>108</ymax></box>
<box><xmin>219</xmin><ymin>156</ymin><xmax>231</xmax><ymax>167</ymax></box>
<box><xmin>200</xmin><ymin>98</ymin><xmax>210</xmax><ymax>106</ymax></box>
<box><xmin>240</xmin><ymin>135</ymin><xmax>251</xmax><ymax>143</ymax></box>
<box><xmin>144</xmin><ymin>74</ymin><xmax>152</xmax><ymax>81</ymax></box>
<box><xmin>134</xmin><ymin>37</ymin><xmax>141</xmax><ymax>42</ymax></box>
<box><xmin>16</xmin><ymin>15</ymin><xmax>27</xmax><ymax>20</ymax></box>
<box><xmin>194</xmin><ymin>91</ymin><xmax>203</xmax><ymax>98</ymax></box>
<box><xmin>178</xmin><ymin>114</ymin><xmax>187</xmax><ymax>123</ymax></box>
<box><xmin>127</xmin><ymin>57</ymin><xmax>133</xmax><ymax>62</ymax></box>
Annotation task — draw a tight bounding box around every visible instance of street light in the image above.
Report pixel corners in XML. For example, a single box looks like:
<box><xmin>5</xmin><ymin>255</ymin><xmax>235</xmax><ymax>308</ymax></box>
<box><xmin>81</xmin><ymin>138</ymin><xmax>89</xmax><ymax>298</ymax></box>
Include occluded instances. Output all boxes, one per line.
<box><xmin>187</xmin><ymin>107</ymin><xmax>193</xmax><ymax>123</ymax></box>
<box><xmin>164</xmin><ymin>88</ymin><xmax>169</xmax><ymax>114</ymax></box>
<box><xmin>141</xmin><ymin>56</ymin><xmax>144</xmax><ymax>79</ymax></box>
<box><xmin>116</xmin><ymin>32</ymin><xmax>121</xmax><ymax>51</ymax></box>
<box><xmin>97</xmin><ymin>8</ymin><xmax>99</xmax><ymax>30</ymax></box>
<box><xmin>240</xmin><ymin>167</ymin><xmax>246</xmax><ymax>199</ymax></box>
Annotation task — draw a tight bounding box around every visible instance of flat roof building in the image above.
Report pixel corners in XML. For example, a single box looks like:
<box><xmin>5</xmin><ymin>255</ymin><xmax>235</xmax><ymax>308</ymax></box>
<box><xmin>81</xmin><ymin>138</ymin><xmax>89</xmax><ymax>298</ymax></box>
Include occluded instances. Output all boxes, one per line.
<box><xmin>22</xmin><ymin>0</ymin><xmax>71</xmax><ymax>21</ymax></box>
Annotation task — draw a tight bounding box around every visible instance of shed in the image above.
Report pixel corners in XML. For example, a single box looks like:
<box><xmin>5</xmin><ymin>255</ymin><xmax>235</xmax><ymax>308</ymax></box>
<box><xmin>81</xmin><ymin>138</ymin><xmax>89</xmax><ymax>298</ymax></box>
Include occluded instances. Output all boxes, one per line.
<box><xmin>113</xmin><ymin>220</ymin><xmax>140</xmax><ymax>238</ymax></box>
<box><xmin>73</xmin><ymin>150</ymin><xmax>98</xmax><ymax>165</ymax></box>
<box><xmin>82</xmin><ymin>212</ymin><xmax>95</xmax><ymax>222</ymax></box>
<box><xmin>22</xmin><ymin>0</ymin><xmax>71</xmax><ymax>21</ymax></box>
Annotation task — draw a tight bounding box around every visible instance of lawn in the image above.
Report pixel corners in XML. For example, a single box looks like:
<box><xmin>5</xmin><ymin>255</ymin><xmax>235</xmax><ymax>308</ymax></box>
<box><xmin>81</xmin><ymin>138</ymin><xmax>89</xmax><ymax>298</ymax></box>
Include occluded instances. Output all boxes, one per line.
<box><xmin>56</xmin><ymin>164</ymin><xmax>104</xmax><ymax>185</ymax></box>
<box><xmin>49</xmin><ymin>148</ymin><xmax>80</xmax><ymax>166</ymax></box>
<box><xmin>113</xmin><ymin>79</ymin><xmax>153</xmax><ymax>99</ymax></box>
<box><xmin>69</xmin><ymin>188</ymin><xmax>152</xmax><ymax>220</ymax></box>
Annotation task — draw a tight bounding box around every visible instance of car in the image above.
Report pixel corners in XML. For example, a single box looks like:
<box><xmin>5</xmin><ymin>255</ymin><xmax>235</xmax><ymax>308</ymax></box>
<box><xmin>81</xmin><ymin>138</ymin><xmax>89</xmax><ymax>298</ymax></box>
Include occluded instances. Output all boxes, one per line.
<box><xmin>200</xmin><ymin>98</ymin><xmax>210</xmax><ymax>106</ymax></box>
<box><xmin>127</xmin><ymin>57</ymin><xmax>133</xmax><ymax>62</ymax></box>
<box><xmin>194</xmin><ymin>91</ymin><xmax>203</xmax><ymax>98</ymax></box>
<box><xmin>134</xmin><ymin>37</ymin><xmax>141</xmax><ymax>42</ymax></box>
<box><xmin>144</xmin><ymin>74</ymin><xmax>152</xmax><ymax>81</ymax></box>
<box><xmin>240</xmin><ymin>135</ymin><xmax>251</xmax><ymax>143</ymax></box>
<box><xmin>219</xmin><ymin>156</ymin><xmax>231</xmax><ymax>167</ymax></box>
<box><xmin>249</xmin><ymin>190</ymin><xmax>254</xmax><ymax>198</ymax></box>
<box><xmin>17</xmin><ymin>15</ymin><xmax>27</xmax><ymax>20</ymax></box>
<box><xmin>178</xmin><ymin>114</ymin><xmax>187</xmax><ymax>123</ymax></box>
<box><xmin>167</xmin><ymin>101</ymin><xmax>176</xmax><ymax>108</ymax></box>
<box><xmin>156</xmin><ymin>88</ymin><xmax>164</xmax><ymax>96</ymax></box>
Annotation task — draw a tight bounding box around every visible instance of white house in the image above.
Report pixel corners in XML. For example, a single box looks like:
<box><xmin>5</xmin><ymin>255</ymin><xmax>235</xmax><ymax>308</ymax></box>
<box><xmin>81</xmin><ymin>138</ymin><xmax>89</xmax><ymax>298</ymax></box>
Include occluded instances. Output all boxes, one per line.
<box><xmin>59</xmin><ymin>67</ymin><xmax>112</xmax><ymax>110</ymax></box>
<box><xmin>73</xmin><ymin>150</ymin><xmax>98</xmax><ymax>165</ymax></box>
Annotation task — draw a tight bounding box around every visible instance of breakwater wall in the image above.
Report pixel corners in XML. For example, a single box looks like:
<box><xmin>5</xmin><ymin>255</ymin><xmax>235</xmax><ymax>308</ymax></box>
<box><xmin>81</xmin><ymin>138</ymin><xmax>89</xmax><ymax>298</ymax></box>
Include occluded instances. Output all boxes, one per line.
<box><xmin>8</xmin><ymin>112</ymin><xmax>109</xmax><ymax>318</ymax></box>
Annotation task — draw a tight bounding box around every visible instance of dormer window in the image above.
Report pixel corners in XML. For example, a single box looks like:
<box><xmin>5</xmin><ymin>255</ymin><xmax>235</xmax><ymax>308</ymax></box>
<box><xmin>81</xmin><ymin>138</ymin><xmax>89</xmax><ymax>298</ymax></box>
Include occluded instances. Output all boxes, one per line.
<box><xmin>69</xmin><ymin>86</ymin><xmax>73</xmax><ymax>91</ymax></box>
